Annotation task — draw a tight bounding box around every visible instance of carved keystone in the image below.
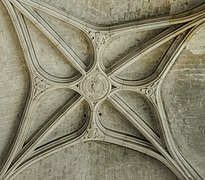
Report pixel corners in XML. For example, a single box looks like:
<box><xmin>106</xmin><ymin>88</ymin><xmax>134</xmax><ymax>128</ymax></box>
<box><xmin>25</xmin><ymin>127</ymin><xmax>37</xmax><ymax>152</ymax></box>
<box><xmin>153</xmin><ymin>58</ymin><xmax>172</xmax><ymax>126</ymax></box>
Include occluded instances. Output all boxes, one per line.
<box><xmin>81</xmin><ymin>72</ymin><xmax>110</xmax><ymax>101</ymax></box>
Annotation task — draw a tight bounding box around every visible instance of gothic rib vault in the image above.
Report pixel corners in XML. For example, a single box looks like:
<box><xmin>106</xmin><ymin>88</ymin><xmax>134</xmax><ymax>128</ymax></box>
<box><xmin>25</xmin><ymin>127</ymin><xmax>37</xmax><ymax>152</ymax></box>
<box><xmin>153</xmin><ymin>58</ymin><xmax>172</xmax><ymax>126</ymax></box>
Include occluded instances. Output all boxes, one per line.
<box><xmin>0</xmin><ymin>0</ymin><xmax>205</xmax><ymax>179</ymax></box>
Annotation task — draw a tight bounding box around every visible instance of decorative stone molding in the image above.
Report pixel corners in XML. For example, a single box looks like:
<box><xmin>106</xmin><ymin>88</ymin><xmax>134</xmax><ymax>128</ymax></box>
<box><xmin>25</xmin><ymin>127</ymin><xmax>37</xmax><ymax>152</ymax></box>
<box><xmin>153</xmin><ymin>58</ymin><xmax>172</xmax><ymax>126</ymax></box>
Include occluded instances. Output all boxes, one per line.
<box><xmin>83</xmin><ymin>122</ymin><xmax>104</xmax><ymax>140</ymax></box>
<box><xmin>140</xmin><ymin>82</ymin><xmax>158</xmax><ymax>104</ymax></box>
<box><xmin>80</xmin><ymin>72</ymin><xmax>110</xmax><ymax>101</ymax></box>
<box><xmin>33</xmin><ymin>77</ymin><xmax>50</xmax><ymax>99</ymax></box>
<box><xmin>88</xmin><ymin>31</ymin><xmax>109</xmax><ymax>48</ymax></box>
<box><xmin>1</xmin><ymin>1</ymin><xmax>204</xmax><ymax>180</ymax></box>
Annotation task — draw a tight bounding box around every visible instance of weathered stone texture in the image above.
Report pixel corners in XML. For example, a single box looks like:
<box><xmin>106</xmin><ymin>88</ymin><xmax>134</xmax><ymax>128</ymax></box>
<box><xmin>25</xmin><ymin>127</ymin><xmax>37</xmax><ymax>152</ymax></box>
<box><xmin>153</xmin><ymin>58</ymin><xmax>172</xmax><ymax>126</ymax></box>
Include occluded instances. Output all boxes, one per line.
<box><xmin>102</xmin><ymin>30</ymin><xmax>161</xmax><ymax>70</ymax></box>
<box><xmin>162</xmin><ymin>47</ymin><xmax>205</xmax><ymax>178</ymax></box>
<box><xmin>186</xmin><ymin>27</ymin><xmax>205</xmax><ymax>55</ymax></box>
<box><xmin>99</xmin><ymin>100</ymin><xmax>146</xmax><ymax>140</ymax></box>
<box><xmin>38</xmin><ymin>12</ymin><xmax>94</xmax><ymax>66</ymax></box>
<box><xmin>25</xmin><ymin>89</ymin><xmax>77</xmax><ymax>142</ymax></box>
<box><xmin>32</xmin><ymin>0</ymin><xmax>171</xmax><ymax>25</ymax></box>
<box><xmin>117</xmin><ymin>91</ymin><xmax>159</xmax><ymax>134</ymax></box>
<box><xmin>0</xmin><ymin>2</ymin><xmax>29</xmax><ymax>163</ymax></box>
<box><xmin>25</xmin><ymin>18</ymin><xmax>78</xmax><ymax>78</ymax></box>
<box><xmin>1</xmin><ymin>0</ymin><xmax>205</xmax><ymax>179</ymax></box>
<box><xmin>13</xmin><ymin>142</ymin><xmax>178</xmax><ymax>180</ymax></box>
<box><xmin>170</xmin><ymin>0</ymin><xmax>205</xmax><ymax>14</ymax></box>
<box><xmin>117</xmin><ymin>39</ymin><xmax>173</xmax><ymax>81</ymax></box>
<box><xmin>38</xmin><ymin>100</ymin><xmax>88</xmax><ymax>146</ymax></box>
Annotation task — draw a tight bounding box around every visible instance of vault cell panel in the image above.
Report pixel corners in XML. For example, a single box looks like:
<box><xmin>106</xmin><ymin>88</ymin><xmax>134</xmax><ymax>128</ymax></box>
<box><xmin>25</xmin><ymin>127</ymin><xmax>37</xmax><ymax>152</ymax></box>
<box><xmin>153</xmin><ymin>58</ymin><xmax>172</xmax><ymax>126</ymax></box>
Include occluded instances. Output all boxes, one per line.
<box><xmin>0</xmin><ymin>2</ymin><xmax>29</xmax><ymax>163</ymax></box>
<box><xmin>162</xmin><ymin>47</ymin><xmax>205</xmax><ymax>178</ymax></box>
<box><xmin>24</xmin><ymin>18</ymin><xmax>79</xmax><ymax>78</ymax></box>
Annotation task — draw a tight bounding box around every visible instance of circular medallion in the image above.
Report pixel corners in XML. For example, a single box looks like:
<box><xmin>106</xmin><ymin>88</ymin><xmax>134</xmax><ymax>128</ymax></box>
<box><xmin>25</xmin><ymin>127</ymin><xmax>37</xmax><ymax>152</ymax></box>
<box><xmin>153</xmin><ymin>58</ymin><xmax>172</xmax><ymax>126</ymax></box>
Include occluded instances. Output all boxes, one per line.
<box><xmin>81</xmin><ymin>73</ymin><xmax>110</xmax><ymax>101</ymax></box>
<box><xmin>36</xmin><ymin>81</ymin><xmax>46</xmax><ymax>91</ymax></box>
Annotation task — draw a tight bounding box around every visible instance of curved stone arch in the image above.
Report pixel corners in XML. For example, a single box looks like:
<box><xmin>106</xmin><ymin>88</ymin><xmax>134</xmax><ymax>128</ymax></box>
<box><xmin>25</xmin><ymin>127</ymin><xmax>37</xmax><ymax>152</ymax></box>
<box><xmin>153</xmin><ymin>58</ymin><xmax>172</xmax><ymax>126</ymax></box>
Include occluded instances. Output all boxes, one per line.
<box><xmin>10</xmin><ymin>138</ymin><xmax>179</xmax><ymax>180</ymax></box>
<box><xmin>156</xmin><ymin>23</ymin><xmax>205</xmax><ymax>180</ymax></box>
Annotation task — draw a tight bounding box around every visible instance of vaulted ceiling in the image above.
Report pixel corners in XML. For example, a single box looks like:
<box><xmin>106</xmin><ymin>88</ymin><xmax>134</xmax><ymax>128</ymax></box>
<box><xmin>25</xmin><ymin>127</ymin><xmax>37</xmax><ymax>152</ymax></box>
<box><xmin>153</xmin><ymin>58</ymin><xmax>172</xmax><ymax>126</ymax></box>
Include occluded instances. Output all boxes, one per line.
<box><xmin>0</xmin><ymin>0</ymin><xmax>205</xmax><ymax>180</ymax></box>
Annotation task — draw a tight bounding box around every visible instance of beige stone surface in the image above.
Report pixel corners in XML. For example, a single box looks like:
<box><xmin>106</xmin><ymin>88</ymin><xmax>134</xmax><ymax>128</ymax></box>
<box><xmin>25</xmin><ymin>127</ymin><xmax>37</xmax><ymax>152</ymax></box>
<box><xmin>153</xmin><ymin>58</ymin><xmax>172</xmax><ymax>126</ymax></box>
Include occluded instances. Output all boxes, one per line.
<box><xmin>0</xmin><ymin>0</ymin><xmax>205</xmax><ymax>180</ymax></box>
<box><xmin>0</xmin><ymin>2</ymin><xmax>29</xmax><ymax>163</ymax></box>
<box><xmin>14</xmin><ymin>142</ymin><xmax>178</xmax><ymax>180</ymax></box>
<box><xmin>162</xmin><ymin>48</ymin><xmax>205</xmax><ymax>178</ymax></box>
